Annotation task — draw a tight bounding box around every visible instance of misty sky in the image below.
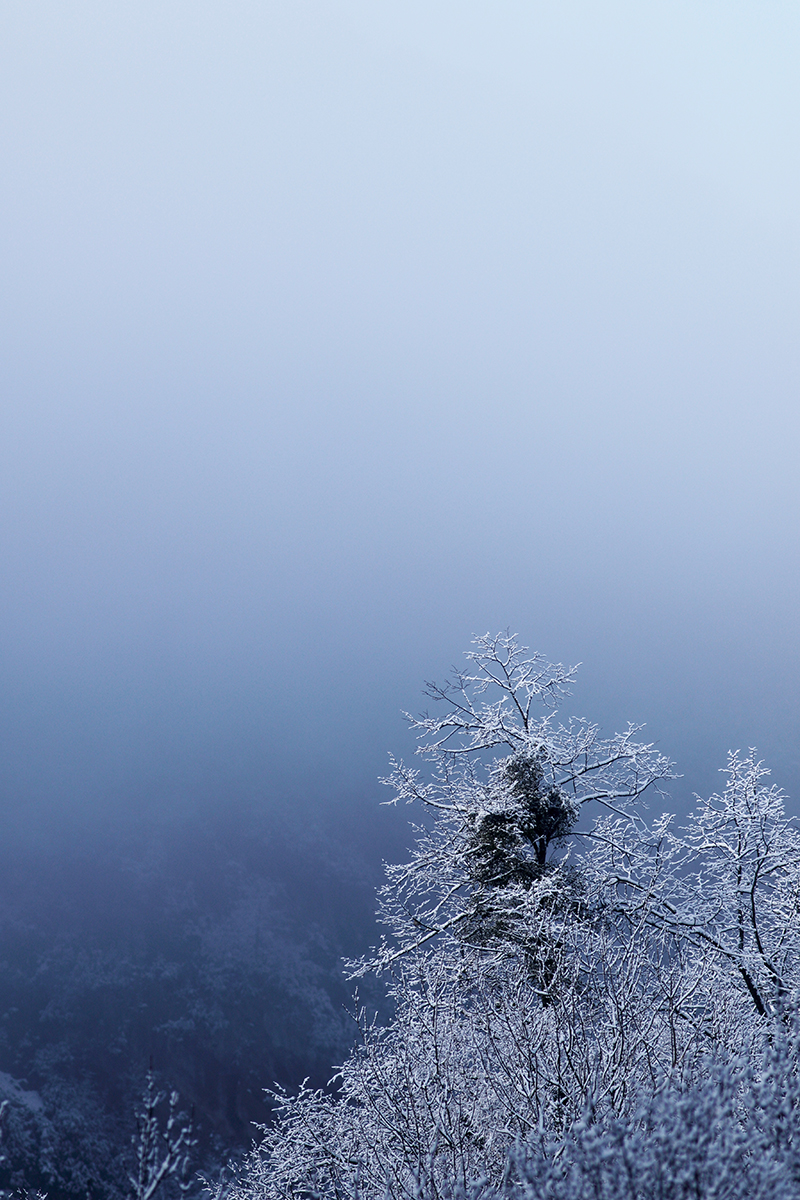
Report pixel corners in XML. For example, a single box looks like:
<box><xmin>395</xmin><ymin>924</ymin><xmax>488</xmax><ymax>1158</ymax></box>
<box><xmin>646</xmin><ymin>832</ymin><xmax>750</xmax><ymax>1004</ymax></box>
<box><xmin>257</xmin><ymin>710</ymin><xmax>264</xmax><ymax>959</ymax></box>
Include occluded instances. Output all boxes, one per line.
<box><xmin>1</xmin><ymin>1</ymin><xmax>799</xmax><ymax>848</ymax></box>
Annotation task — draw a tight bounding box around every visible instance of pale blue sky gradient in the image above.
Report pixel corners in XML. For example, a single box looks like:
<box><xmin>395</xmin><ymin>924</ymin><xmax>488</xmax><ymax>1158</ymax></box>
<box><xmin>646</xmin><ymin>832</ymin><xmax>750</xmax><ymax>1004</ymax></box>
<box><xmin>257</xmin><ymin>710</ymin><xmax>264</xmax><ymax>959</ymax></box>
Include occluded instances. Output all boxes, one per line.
<box><xmin>1</xmin><ymin>2</ymin><xmax>799</xmax><ymax>842</ymax></box>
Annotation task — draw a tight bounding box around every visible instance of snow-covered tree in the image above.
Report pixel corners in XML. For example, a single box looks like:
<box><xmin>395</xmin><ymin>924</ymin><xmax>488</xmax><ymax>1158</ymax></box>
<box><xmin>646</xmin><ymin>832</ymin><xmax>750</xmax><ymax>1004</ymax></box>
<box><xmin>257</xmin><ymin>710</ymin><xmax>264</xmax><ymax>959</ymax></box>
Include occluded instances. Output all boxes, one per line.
<box><xmin>677</xmin><ymin>750</ymin><xmax>800</xmax><ymax>1021</ymax></box>
<box><xmin>366</xmin><ymin>632</ymin><xmax>672</xmax><ymax>973</ymax></box>
<box><xmin>587</xmin><ymin>749</ymin><xmax>800</xmax><ymax>1061</ymax></box>
<box><xmin>230</xmin><ymin>634</ymin><xmax>800</xmax><ymax>1200</ymax></box>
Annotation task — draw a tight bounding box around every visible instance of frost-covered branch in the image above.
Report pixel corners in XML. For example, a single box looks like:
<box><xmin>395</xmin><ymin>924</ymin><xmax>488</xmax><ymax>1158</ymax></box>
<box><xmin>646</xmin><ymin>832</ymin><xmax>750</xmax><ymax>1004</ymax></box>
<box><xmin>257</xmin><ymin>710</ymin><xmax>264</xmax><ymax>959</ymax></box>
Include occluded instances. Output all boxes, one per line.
<box><xmin>129</xmin><ymin>1072</ymin><xmax>195</xmax><ymax>1200</ymax></box>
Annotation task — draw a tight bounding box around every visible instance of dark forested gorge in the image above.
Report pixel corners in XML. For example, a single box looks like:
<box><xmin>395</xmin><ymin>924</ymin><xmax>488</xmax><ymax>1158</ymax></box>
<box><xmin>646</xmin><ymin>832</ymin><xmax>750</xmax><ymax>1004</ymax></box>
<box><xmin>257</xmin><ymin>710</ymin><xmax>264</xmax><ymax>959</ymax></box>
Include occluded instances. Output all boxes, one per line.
<box><xmin>0</xmin><ymin>801</ymin><xmax>397</xmax><ymax>1200</ymax></box>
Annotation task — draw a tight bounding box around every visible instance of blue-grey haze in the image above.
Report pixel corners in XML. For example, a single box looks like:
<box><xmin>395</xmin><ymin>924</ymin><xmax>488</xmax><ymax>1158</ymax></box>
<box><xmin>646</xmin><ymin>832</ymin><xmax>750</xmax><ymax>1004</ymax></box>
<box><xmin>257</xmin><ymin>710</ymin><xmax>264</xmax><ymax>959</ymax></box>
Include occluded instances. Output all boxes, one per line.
<box><xmin>2</xmin><ymin>6</ymin><xmax>800</xmax><ymax>1182</ymax></box>
<box><xmin>1</xmin><ymin>0</ymin><xmax>799</xmax><ymax>839</ymax></box>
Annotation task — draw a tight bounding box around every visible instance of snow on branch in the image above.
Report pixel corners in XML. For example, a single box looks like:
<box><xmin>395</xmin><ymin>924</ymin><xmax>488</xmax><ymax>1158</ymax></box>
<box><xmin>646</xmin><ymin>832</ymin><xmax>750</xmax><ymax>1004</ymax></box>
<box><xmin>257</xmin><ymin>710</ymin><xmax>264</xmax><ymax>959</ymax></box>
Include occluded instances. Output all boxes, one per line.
<box><xmin>129</xmin><ymin>1072</ymin><xmax>195</xmax><ymax>1200</ymax></box>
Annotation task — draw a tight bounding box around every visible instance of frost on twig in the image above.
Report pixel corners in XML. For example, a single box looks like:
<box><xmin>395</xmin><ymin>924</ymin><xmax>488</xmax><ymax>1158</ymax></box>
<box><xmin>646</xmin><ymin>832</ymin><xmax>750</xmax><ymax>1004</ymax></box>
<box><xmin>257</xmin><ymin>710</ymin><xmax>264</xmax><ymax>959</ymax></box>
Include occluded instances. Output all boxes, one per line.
<box><xmin>129</xmin><ymin>1072</ymin><xmax>195</xmax><ymax>1200</ymax></box>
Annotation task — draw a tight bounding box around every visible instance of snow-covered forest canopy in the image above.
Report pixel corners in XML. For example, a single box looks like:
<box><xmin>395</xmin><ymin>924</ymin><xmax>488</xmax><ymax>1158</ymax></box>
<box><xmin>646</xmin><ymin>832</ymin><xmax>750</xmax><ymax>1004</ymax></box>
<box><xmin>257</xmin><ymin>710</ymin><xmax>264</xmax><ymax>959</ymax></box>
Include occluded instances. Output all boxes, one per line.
<box><xmin>2</xmin><ymin>633</ymin><xmax>800</xmax><ymax>1200</ymax></box>
<box><xmin>229</xmin><ymin>633</ymin><xmax>800</xmax><ymax>1200</ymax></box>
